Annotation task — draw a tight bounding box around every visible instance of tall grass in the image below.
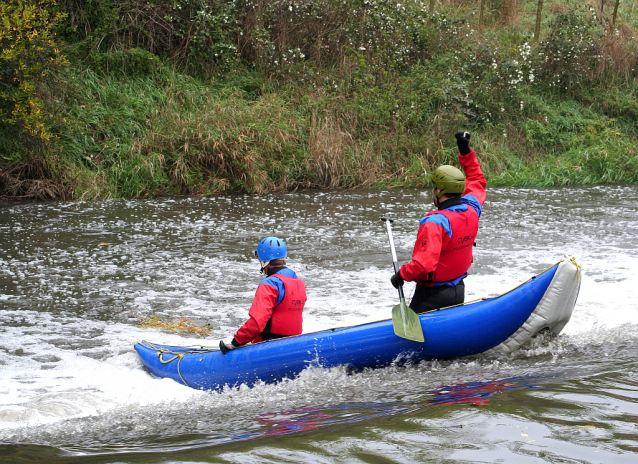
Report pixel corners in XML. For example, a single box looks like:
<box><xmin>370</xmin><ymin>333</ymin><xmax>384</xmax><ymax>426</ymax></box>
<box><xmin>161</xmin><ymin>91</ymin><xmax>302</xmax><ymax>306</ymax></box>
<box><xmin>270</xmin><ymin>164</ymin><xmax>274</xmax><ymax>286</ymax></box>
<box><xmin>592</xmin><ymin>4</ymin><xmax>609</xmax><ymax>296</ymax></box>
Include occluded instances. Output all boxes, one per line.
<box><xmin>44</xmin><ymin>67</ymin><xmax>435</xmax><ymax>199</ymax></box>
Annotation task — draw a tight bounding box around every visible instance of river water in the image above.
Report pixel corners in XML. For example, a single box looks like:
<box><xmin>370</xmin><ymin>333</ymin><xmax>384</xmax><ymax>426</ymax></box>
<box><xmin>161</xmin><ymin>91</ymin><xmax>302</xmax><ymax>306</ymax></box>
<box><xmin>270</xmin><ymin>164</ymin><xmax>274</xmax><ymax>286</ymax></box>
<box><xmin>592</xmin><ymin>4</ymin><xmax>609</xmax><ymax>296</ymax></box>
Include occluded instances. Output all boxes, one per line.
<box><xmin>1</xmin><ymin>185</ymin><xmax>637</xmax><ymax>463</ymax></box>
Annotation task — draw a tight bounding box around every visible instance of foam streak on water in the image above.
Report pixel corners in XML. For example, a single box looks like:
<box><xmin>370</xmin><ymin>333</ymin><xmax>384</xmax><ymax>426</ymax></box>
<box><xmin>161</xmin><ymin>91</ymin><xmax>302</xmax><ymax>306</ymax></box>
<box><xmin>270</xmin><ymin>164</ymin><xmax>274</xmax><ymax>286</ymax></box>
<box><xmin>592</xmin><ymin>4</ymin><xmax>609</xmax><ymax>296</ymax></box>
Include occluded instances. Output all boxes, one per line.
<box><xmin>1</xmin><ymin>185</ymin><xmax>637</xmax><ymax>461</ymax></box>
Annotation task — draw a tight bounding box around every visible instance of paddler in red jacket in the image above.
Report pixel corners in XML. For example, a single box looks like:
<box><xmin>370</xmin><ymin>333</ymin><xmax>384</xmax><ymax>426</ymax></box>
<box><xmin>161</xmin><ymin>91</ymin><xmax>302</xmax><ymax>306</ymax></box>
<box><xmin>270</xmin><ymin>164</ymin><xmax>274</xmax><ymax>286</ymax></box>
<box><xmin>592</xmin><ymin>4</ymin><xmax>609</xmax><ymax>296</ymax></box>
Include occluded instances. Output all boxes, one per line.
<box><xmin>220</xmin><ymin>236</ymin><xmax>307</xmax><ymax>354</ymax></box>
<box><xmin>390</xmin><ymin>131</ymin><xmax>487</xmax><ymax>313</ymax></box>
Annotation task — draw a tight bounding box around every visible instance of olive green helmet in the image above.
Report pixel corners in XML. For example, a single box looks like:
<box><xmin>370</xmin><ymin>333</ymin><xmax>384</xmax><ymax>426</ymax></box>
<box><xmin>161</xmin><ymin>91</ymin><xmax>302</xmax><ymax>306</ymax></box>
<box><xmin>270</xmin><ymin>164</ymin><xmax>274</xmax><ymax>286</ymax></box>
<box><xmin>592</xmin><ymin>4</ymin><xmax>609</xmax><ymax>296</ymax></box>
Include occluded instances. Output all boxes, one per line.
<box><xmin>431</xmin><ymin>165</ymin><xmax>465</xmax><ymax>197</ymax></box>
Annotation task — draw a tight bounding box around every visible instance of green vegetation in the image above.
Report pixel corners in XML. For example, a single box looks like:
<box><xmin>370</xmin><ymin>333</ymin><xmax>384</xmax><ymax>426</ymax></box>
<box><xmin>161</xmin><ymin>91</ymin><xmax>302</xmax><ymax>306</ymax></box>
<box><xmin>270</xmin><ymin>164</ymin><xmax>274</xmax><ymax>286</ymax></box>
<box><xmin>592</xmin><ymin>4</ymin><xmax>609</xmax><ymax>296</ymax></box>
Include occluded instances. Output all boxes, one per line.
<box><xmin>1</xmin><ymin>0</ymin><xmax>637</xmax><ymax>200</ymax></box>
<box><xmin>0</xmin><ymin>0</ymin><xmax>66</xmax><ymax>140</ymax></box>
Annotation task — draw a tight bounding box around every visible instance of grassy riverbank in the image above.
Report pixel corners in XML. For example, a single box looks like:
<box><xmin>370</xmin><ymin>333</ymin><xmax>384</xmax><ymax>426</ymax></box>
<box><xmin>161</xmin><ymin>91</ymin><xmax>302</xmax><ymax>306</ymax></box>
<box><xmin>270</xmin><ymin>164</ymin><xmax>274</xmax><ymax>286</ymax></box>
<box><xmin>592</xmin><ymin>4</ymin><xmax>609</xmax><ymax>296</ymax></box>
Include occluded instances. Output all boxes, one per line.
<box><xmin>1</xmin><ymin>0</ymin><xmax>637</xmax><ymax>200</ymax></box>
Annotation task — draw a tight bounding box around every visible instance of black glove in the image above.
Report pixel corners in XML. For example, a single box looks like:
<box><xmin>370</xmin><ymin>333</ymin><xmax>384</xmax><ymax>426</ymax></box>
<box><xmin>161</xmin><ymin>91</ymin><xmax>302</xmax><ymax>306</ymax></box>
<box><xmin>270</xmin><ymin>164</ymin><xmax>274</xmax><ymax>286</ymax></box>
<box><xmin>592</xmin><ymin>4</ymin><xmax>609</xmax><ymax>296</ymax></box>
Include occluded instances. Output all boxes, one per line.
<box><xmin>455</xmin><ymin>131</ymin><xmax>471</xmax><ymax>156</ymax></box>
<box><xmin>219</xmin><ymin>338</ymin><xmax>239</xmax><ymax>355</ymax></box>
<box><xmin>390</xmin><ymin>271</ymin><xmax>404</xmax><ymax>289</ymax></box>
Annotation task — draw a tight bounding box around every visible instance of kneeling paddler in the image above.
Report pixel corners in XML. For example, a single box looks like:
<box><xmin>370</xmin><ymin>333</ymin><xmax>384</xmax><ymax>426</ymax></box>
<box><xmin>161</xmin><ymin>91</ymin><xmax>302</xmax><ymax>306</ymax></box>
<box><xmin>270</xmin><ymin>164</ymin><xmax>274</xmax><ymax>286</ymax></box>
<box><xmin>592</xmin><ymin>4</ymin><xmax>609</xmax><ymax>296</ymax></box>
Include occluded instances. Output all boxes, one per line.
<box><xmin>219</xmin><ymin>236</ymin><xmax>307</xmax><ymax>354</ymax></box>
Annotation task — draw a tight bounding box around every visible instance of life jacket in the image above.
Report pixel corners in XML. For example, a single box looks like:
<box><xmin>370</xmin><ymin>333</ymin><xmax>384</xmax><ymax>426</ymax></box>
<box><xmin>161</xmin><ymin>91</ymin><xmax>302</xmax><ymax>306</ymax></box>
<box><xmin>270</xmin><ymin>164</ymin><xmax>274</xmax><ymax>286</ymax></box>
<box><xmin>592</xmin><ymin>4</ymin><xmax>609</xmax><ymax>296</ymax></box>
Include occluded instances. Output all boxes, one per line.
<box><xmin>425</xmin><ymin>207</ymin><xmax>478</xmax><ymax>283</ymax></box>
<box><xmin>262</xmin><ymin>274</ymin><xmax>306</xmax><ymax>337</ymax></box>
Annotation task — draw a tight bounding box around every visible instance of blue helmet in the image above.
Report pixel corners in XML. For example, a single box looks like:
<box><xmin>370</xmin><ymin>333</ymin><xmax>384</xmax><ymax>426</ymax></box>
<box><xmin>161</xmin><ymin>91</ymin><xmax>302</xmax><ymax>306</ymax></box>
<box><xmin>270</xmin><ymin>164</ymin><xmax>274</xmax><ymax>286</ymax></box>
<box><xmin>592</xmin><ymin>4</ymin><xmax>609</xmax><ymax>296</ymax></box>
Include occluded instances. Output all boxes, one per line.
<box><xmin>255</xmin><ymin>236</ymin><xmax>287</xmax><ymax>262</ymax></box>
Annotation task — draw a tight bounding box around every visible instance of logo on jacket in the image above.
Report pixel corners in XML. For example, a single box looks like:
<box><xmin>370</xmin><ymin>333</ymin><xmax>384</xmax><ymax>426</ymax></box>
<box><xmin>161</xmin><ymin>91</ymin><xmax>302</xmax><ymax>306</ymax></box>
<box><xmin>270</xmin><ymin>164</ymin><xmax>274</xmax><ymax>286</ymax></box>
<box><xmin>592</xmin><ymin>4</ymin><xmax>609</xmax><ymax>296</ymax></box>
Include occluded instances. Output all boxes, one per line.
<box><xmin>457</xmin><ymin>234</ymin><xmax>475</xmax><ymax>245</ymax></box>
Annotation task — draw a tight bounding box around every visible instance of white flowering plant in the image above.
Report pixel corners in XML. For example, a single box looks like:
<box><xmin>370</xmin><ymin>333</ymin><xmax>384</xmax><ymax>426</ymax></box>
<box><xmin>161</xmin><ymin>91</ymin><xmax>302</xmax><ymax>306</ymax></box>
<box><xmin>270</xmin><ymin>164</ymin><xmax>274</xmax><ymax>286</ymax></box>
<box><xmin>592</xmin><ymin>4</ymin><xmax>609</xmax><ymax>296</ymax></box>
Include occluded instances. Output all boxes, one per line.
<box><xmin>534</xmin><ymin>6</ymin><xmax>606</xmax><ymax>94</ymax></box>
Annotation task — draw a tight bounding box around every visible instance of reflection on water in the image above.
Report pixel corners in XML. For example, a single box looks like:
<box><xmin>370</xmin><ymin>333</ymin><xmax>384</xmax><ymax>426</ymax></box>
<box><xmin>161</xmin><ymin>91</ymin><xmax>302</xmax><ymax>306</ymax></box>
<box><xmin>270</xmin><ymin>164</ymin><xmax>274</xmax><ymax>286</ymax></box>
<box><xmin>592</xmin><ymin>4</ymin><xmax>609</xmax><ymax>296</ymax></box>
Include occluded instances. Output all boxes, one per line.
<box><xmin>1</xmin><ymin>185</ymin><xmax>638</xmax><ymax>462</ymax></box>
<box><xmin>255</xmin><ymin>374</ymin><xmax>553</xmax><ymax>438</ymax></box>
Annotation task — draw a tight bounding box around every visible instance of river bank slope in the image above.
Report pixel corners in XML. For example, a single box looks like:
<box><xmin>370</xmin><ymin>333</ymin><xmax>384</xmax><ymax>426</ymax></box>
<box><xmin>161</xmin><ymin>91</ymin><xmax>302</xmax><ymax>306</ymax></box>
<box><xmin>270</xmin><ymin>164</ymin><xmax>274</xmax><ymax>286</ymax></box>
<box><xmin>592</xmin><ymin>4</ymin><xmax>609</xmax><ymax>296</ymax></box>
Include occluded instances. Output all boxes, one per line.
<box><xmin>1</xmin><ymin>0</ymin><xmax>637</xmax><ymax>200</ymax></box>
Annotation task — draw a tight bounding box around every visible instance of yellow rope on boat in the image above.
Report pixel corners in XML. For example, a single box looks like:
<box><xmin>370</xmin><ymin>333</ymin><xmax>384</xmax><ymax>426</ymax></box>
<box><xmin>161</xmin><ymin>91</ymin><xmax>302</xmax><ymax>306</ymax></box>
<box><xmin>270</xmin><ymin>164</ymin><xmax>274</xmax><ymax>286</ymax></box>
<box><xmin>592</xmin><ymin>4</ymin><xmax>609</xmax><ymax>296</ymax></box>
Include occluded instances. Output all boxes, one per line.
<box><xmin>157</xmin><ymin>348</ymin><xmax>190</xmax><ymax>387</ymax></box>
<box><xmin>570</xmin><ymin>256</ymin><xmax>582</xmax><ymax>283</ymax></box>
<box><xmin>145</xmin><ymin>344</ymin><xmax>194</xmax><ymax>388</ymax></box>
<box><xmin>158</xmin><ymin>352</ymin><xmax>183</xmax><ymax>364</ymax></box>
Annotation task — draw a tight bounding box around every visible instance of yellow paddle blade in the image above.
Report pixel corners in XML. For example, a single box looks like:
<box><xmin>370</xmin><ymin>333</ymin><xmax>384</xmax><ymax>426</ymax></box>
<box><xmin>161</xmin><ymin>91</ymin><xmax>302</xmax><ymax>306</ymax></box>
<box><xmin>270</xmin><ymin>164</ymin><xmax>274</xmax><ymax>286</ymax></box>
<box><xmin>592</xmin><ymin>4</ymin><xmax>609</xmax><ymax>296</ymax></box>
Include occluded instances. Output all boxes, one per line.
<box><xmin>392</xmin><ymin>300</ymin><xmax>424</xmax><ymax>343</ymax></box>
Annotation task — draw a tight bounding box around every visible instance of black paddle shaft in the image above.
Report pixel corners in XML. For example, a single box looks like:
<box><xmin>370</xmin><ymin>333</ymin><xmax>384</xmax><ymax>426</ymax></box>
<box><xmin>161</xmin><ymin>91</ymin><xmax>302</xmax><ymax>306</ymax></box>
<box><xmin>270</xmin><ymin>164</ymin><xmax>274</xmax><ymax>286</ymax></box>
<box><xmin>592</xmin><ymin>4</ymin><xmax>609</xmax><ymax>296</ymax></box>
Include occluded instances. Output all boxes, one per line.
<box><xmin>381</xmin><ymin>217</ymin><xmax>406</xmax><ymax>300</ymax></box>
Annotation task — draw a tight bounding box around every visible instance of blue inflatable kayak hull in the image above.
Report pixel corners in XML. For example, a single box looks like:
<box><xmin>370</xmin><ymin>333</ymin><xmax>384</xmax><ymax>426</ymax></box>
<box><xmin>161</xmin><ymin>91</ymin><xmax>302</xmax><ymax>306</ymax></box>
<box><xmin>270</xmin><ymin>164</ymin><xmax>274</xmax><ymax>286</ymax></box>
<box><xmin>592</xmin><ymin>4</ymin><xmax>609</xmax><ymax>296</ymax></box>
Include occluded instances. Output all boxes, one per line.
<box><xmin>134</xmin><ymin>261</ymin><xmax>579</xmax><ymax>391</ymax></box>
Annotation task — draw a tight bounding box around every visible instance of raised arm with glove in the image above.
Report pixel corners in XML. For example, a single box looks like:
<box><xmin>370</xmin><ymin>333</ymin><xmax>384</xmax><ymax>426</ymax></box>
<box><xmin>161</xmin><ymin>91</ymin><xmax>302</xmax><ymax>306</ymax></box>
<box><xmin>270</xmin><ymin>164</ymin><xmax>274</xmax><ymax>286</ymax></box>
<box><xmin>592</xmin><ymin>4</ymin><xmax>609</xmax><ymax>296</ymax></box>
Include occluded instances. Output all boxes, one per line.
<box><xmin>389</xmin><ymin>131</ymin><xmax>487</xmax><ymax>313</ymax></box>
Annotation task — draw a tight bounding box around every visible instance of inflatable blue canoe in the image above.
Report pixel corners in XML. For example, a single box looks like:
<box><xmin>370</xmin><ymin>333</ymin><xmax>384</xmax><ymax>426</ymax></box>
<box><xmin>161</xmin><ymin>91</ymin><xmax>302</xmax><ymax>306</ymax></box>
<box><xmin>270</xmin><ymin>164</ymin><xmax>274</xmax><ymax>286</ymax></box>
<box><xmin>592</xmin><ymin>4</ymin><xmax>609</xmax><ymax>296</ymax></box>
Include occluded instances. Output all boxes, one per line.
<box><xmin>134</xmin><ymin>258</ymin><xmax>581</xmax><ymax>391</ymax></box>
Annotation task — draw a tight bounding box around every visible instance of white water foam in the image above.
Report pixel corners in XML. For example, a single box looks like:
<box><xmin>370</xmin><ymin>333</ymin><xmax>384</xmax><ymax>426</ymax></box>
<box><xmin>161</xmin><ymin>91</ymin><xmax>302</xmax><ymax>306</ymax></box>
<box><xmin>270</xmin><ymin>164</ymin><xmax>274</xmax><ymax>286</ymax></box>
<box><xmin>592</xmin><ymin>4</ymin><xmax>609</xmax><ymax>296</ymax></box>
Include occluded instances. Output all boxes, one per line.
<box><xmin>2</xmin><ymin>253</ymin><xmax>636</xmax><ymax>439</ymax></box>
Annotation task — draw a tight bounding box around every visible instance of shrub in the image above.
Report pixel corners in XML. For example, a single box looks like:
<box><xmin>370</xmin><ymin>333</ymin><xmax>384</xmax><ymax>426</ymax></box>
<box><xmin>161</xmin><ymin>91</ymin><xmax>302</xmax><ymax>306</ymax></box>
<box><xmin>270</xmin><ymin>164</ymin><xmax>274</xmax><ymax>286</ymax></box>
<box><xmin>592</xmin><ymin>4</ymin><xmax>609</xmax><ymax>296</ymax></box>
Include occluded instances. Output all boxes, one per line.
<box><xmin>535</xmin><ymin>7</ymin><xmax>605</xmax><ymax>94</ymax></box>
<box><xmin>0</xmin><ymin>0</ymin><xmax>66</xmax><ymax>141</ymax></box>
<box><xmin>89</xmin><ymin>48</ymin><xmax>163</xmax><ymax>78</ymax></box>
<box><xmin>57</xmin><ymin>0</ymin><xmax>240</xmax><ymax>76</ymax></box>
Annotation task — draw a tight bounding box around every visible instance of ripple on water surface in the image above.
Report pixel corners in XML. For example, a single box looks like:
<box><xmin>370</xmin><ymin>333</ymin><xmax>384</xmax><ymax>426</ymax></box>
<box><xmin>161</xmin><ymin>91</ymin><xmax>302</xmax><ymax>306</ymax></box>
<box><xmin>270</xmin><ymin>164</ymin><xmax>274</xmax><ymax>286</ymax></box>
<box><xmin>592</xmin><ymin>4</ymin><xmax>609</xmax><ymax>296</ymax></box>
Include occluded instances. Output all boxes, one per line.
<box><xmin>1</xmin><ymin>186</ymin><xmax>638</xmax><ymax>460</ymax></box>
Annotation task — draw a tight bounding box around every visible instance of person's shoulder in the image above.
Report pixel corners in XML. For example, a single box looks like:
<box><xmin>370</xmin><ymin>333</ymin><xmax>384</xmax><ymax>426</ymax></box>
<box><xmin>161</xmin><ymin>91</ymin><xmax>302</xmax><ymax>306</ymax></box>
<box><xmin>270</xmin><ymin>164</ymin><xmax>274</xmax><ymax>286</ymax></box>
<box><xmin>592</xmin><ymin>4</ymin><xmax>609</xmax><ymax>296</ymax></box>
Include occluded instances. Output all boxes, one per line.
<box><xmin>420</xmin><ymin>213</ymin><xmax>450</xmax><ymax>226</ymax></box>
<box><xmin>277</xmin><ymin>268</ymin><xmax>299</xmax><ymax>278</ymax></box>
<box><xmin>260</xmin><ymin>275</ymin><xmax>282</xmax><ymax>287</ymax></box>
<box><xmin>462</xmin><ymin>194</ymin><xmax>481</xmax><ymax>208</ymax></box>
<box><xmin>444</xmin><ymin>203</ymin><xmax>468</xmax><ymax>213</ymax></box>
<box><xmin>267</xmin><ymin>268</ymin><xmax>298</xmax><ymax>280</ymax></box>
<box><xmin>422</xmin><ymin>211</ymin><xmax>440</xmax><ymax>219</ymax></box>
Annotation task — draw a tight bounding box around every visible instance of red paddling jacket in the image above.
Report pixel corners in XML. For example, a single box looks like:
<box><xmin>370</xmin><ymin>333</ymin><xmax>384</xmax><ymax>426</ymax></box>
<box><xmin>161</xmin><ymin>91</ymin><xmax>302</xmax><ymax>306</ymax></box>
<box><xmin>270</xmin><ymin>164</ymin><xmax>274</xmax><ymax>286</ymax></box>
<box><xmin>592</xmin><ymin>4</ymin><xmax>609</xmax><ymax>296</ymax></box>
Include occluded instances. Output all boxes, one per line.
<box><xmin>234</xmin><ymin>268</ymin><xmax>306</xmax><ymax>345</ymax></box>
<box><xmin>399</xmin><ymin>150</ymin><xmax>486</xmax><ymax>286</ymax></box>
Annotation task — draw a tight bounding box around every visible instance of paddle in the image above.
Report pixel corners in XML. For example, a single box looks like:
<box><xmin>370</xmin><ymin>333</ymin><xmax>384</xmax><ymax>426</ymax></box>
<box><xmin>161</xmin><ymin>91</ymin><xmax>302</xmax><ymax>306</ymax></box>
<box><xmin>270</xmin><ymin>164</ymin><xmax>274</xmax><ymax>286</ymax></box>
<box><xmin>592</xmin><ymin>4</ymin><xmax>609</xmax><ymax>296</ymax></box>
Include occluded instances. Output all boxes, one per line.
<box><xmin>381</xmin><ymin>217</ymin><xmax>425</xmax><ymax>343</ymax></box>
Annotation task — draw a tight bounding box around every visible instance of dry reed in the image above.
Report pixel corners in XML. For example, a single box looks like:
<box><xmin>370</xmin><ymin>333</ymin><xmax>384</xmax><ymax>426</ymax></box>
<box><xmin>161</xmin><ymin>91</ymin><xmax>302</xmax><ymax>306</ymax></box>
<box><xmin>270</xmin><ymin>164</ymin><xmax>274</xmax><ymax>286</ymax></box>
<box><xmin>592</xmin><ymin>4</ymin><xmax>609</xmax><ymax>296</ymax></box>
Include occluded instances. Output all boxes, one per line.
<box><xmin>130</xmin><ymin>313</ymin><xmax>212</xmax><ymax>336</ymax></box>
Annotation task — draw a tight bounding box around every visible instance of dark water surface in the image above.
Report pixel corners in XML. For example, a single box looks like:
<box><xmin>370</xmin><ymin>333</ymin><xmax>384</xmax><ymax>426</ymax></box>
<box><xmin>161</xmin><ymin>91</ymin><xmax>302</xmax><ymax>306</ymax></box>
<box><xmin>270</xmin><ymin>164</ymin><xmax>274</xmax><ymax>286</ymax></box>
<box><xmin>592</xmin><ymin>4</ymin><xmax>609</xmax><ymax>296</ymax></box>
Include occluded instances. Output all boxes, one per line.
<box><xmin>1</xmin><ymin>185</ymin><xmax>638</xmax><ymax>463</ymax></box>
